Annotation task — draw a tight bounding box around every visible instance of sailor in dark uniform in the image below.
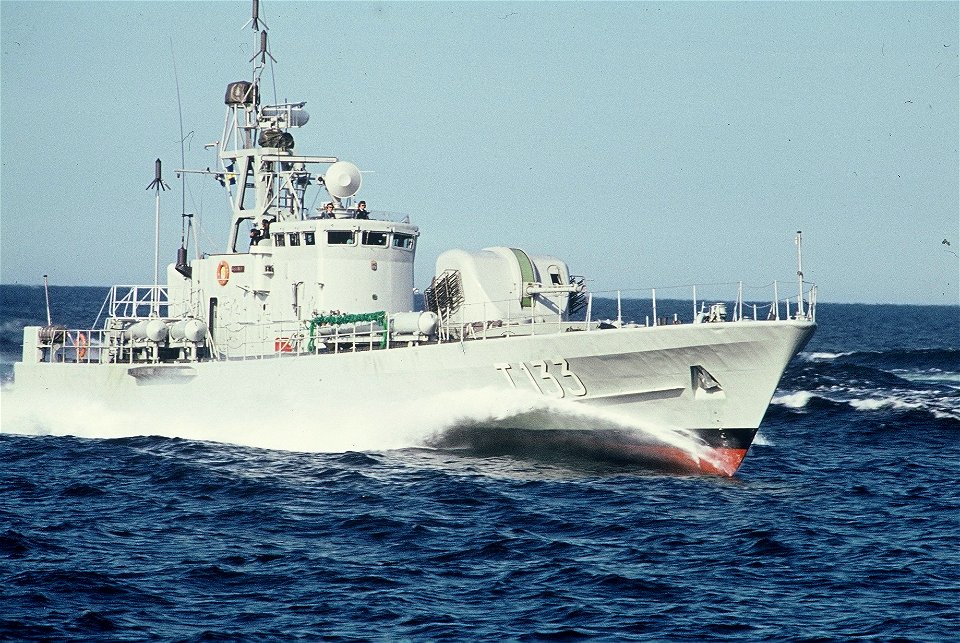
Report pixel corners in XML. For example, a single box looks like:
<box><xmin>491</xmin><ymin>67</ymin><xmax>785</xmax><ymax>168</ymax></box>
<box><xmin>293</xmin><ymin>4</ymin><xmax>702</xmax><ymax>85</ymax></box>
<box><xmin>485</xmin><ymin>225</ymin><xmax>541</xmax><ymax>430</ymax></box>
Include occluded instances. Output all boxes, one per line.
<box><xmin>355</xmin><ymin>201</ymin><xmax>369</xmax><ymax>219</ymax></box>
<box><xmin>249</xmin><ymin>224</ymin><xmax>263</xmax><ymax>247</ymax></box>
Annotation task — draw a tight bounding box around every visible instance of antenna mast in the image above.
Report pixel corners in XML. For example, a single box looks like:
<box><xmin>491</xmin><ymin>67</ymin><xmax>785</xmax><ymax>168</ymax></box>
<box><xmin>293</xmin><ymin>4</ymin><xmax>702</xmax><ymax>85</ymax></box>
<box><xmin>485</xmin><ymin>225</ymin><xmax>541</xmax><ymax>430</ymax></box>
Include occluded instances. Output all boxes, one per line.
<box><xmin>146</xmin><ymin>159</ymin><xmax>170</xmax><ymax>315</ymax></box>
<box><xmin>43</xmin><ymin>274</ymin><xmax>52</xmax><ymax>326</ymax></box>
<box><xmin>246</xmin><ymin>0</ymin><xmax>266</xmax><ymax>32</ymax></box>
<box><xmin>247</xmin><ymin>0</ymin><xmax>273</xmax><ymax>71</ymax></box>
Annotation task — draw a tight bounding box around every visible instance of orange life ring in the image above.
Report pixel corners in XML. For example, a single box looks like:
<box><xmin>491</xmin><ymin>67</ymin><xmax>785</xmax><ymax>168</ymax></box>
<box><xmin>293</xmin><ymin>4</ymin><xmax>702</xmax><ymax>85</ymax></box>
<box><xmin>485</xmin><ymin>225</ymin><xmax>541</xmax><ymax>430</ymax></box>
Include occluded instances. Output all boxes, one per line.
<box><xmin>216</xmin><ymin>260</ymin><xmax>230</xmax><ymax>286</ymax></box>
<box><xmin>77</xmin><ymin>332</ymin><xmax>88</xmax><ymax>360</ymax></box>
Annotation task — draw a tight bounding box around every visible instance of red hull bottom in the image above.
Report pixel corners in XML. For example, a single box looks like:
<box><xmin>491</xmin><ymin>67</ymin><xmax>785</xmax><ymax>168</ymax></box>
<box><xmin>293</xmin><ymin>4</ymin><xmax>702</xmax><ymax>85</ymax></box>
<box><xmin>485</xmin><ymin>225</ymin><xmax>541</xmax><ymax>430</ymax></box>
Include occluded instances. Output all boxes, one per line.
<box><xmin>630</xmin><ymin>445</ymin><xmax>751</xmax><ymax>476</ymax></box>
<box><xmin>434</xmin><ymin>427</ymin><xmax>759</xmax><ymax>477</ymax></box>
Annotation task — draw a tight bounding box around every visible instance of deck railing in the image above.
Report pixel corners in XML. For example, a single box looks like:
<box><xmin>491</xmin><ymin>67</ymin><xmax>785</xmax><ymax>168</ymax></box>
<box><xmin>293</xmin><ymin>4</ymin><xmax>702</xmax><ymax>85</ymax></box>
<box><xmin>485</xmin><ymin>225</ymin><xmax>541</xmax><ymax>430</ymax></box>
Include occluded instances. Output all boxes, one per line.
<box><xmin>434</xmin><ymin>279</ymin><xmax>817</xmax><ymax>340</ymax></box>
<box><xmin>31</xmin><ymin>328</ymin><xmax>106</xmax><ymax>364</ymax></box>
<box><xmin>92</xmin><ymin>285</ymin><xmax>171</xmax><ymax>327</ymax></box>
<box><xmin>35</xmin><ymin>279</ymin><xmax>817</xmax><ymax>364</ymax></box>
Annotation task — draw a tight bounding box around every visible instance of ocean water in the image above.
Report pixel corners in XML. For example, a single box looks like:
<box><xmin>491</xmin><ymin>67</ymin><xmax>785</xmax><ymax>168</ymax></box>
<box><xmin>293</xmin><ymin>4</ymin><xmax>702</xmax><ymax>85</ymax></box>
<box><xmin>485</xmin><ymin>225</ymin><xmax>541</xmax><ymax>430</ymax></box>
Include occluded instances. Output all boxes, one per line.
<box><xmin>1</xmin><ymin>284</ymin><xmax>958</xmax><ymax>639</ymax></box>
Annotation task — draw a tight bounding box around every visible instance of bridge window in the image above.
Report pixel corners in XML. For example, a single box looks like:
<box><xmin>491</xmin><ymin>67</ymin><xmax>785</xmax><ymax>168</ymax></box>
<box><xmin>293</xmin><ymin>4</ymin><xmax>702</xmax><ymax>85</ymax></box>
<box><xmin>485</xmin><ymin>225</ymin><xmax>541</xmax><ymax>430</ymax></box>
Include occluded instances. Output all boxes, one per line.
<box><xmin>288</xmin><ymin>232</ymin><xmax>300</xmax><ymax>246</ymax></box>
<box><xmin>327</xmin><ymin>230</ymin><xmax>355</xmax><ymax>245</ymax></box>
<box><xmin>362</xmin><ymin>231</ymin><xmax>388</xmax><ymax>246</ymax></box>
<box><xmin>273</xmin><ymin>233</ymin><xmax>285</xmax><ymax>246</ymax></box>
<box><xmin>304</xmin><ymin>232</ymin><xmax>315</xmax><ymax>245</ymax></box>
<box><xmin>393</xmin><ymin>233</ymin><xmax>415</xmax><ymax>250</ymax></box>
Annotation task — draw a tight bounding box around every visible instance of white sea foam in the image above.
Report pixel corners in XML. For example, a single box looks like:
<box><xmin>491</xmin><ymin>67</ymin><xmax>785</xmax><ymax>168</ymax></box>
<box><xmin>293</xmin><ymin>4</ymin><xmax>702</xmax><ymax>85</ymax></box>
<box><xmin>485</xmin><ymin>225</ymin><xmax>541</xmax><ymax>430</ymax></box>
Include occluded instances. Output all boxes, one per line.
<box><xmin>753</xmin><ymin>431</ymin><xmax>774</xmax><ymax>446</ymax></box>
<box><xmin>0</xmin><ymin>381</ymin><xmax>710</xmax><ymax>462</ymax></box>
<box><xmin>802</xmin><ymin>351</ymin><xmax>852</xmax><ymax>362</ymax></box>
<box><xmin>933</xmin><ymin>409</ymin><xmax>960</xmax><ymax>421</ymax></box>
<box><xmin>896</xmin><ymin>370</ymin><xmax>960</xmax><ymax>389</ymax></box>
<box><xmin>848</xmin><ymin>396</ymin><xmax>923</xmax><ymax>412</ymax></box>
<box><xmin>771</xmin><ymin>391</ymin><xmax>815</xmax><ymax>409</ymax></box>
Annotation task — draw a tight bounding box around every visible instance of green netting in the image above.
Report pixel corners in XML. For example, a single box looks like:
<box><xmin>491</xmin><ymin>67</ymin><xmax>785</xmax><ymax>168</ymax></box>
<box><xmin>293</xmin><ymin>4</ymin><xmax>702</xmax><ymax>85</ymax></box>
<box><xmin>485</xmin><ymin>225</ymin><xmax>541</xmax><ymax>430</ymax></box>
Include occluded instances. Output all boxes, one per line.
<box><xmin>307</xmin><ymin>311</ymin><xmax>387</xmax><ymax>352</ymax></box>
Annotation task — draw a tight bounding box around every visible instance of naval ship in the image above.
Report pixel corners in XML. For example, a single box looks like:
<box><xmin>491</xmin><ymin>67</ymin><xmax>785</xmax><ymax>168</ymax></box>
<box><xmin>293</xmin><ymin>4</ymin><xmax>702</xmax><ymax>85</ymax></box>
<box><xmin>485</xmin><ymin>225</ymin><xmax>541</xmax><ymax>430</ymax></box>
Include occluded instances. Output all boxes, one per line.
<box><xmin>13</xmin><ymin>2</ymin><xmax>816</xmax><ymax>475</ymax></box>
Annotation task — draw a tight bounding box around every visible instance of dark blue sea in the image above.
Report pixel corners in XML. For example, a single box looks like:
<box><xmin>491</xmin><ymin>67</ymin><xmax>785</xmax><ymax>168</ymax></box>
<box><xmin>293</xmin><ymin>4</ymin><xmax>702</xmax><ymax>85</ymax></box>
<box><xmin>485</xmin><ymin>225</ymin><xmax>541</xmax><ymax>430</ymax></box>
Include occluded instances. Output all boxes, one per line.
<box><xmin>2</xmin><ymin>284</ymin><xmax>958</xmax><ymax>640</ymax></box>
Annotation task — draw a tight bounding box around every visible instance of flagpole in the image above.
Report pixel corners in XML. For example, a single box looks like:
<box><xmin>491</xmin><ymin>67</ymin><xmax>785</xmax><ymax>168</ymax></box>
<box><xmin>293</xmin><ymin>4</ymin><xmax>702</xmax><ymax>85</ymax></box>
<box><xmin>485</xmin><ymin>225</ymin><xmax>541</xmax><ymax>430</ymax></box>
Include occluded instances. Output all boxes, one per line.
<box><xmin>796</xmin><ymin>230</ymin><xmax>804</xmax><ymax>319</ymax></box>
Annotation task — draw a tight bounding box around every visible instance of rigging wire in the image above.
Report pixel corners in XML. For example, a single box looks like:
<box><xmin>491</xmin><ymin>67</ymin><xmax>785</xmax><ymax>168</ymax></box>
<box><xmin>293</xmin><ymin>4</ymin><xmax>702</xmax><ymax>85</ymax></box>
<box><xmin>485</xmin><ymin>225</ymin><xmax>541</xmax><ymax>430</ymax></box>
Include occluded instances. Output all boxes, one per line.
<box><xmin>170</xmin><ymin>38</ymin><xmax>200</xmax><ymax>260</ymax></box>
<box><xmin>171</xmin><ymin>39</ymin><xmax>186</xmax><ymax>245</ymax></box>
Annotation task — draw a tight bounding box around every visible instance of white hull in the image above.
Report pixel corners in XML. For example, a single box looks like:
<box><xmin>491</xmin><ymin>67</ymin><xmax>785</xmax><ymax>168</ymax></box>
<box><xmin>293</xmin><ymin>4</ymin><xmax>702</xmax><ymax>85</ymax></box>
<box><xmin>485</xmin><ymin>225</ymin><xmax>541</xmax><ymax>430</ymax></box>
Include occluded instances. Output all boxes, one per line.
<box><xmin>7</xmin><ymin>3</ymin><xmax>819</xmax><ymax>477</ymax></box>
<box><xmin>13</xmin><ymin>320</ymin><xmax>814</xmax><ymax>434</ymax></box>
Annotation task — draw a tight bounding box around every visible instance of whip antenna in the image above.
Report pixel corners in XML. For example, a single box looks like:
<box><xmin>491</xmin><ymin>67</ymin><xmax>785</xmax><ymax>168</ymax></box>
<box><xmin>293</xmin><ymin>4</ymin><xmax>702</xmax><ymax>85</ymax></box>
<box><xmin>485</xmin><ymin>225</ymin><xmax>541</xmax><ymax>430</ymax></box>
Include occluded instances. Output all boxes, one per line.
<box><xmin>170</xmin><ymin>39</ymin><xmax>196</xmax><ymax>276</ymax></box>
<box><xmin>171</xmin><ymin>39</ymin><xmax>188</xmax><ymax>248</ymax></box>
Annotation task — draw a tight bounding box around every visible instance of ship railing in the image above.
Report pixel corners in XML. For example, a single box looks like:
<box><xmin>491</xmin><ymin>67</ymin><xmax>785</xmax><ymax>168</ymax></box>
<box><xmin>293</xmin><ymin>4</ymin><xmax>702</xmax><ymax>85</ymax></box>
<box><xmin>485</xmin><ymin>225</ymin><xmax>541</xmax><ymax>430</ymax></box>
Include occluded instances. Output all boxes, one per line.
<box><xmin>367</xmin><ymin>209</ymin><xmax>412</xmax><ymax>223</ymax></box>
<box><xmin>583</xmin><ymin>280</ymin><xmax>817</xmax><ymax>327</ymax></box>
<box><xmin>208</xmin><ymin>279</ymin><xmax>819</xmax><ymax>358</ymax></box>
<box><xmin>433</xmin><ymin>297</ymin><xmax>588</xmax><ymax>342</ymax></box>
<box><xmin>31</xmin><ymin>324</ymin><xmax>211</xmax><ymax>366</ymax></box>
<box><xmin>304</xmin><ymin>209</ymin><xmax>413</xmax><ymax>223</ymax></box>
<box><xmin>94</xmin><ymin>285</ymin><xmax>170</xmax><ymax>326</ymax></box>
<box><xmin>31</xmin><ymin>327</ymin><xmax>108</xmax><ymax>364</ymax></box>
<box><xmin>434</xmin><ymin>279</ymin><xmax>817</xmax><ymax>341</ymax></box>
<box><xmin>218</xmin><ymin>318</ymin><xmax>393</xmax><ymax>360</ymax></box>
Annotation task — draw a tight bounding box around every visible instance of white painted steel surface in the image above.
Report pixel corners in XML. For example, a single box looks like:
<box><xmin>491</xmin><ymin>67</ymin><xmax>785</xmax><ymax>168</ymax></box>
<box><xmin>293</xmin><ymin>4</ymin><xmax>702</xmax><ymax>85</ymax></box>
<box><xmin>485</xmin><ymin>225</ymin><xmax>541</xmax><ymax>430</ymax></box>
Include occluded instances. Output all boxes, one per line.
<box><xmin>14</xmin><ymin>320</ymin><xmax>814</xmax><ymax>432</ymax></box>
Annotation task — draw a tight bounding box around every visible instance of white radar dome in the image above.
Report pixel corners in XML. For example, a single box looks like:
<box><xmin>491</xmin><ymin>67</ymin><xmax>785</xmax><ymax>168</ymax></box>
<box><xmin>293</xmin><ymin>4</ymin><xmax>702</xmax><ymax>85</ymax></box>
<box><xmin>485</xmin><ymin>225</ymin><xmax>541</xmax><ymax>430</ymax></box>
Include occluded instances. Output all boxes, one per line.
<box><xmin>324</xmin><ymin>161</ymin><xmax>362</xmax><ymax>199</ymax></box>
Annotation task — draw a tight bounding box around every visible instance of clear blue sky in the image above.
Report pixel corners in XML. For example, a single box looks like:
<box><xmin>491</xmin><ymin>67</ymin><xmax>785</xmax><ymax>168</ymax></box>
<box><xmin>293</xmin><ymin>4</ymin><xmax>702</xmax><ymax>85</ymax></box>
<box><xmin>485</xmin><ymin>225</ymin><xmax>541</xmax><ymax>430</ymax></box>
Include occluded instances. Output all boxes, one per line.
<box><xmin>2</xmin><ymin>1</ymin><xmax>957</xmax><ymax>305</ymax></box>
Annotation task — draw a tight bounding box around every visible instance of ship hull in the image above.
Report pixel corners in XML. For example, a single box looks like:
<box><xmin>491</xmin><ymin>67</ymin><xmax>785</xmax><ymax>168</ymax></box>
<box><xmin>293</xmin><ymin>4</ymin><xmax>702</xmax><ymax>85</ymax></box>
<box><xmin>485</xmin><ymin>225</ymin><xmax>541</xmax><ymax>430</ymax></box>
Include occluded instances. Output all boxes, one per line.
<box><xmin>432</xmin><ymin>426</ymin><xmax>758</xmax><ymax>476</ymax></box>
<box><xmin>11</xmin><ymin>320</ymin><xmax>814</xmax><ymax>475</ymax></box>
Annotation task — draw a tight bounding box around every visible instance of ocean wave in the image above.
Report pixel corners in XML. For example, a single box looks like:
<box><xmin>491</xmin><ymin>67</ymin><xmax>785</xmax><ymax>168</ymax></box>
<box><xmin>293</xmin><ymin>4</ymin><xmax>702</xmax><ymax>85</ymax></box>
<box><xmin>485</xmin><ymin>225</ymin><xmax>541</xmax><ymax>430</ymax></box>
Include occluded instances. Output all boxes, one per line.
<box><xmin>800</xmin><ymin>351</ymin><xmax>853</xmax><ymax>362</ymax></box>
<box><xmin>824</xmin><ymin>348</ymin><xmax>959</xmax><ymax>373</ymax></box>
<box><xmin>848</xmin><ymin>397</ymin><xmax>924</xmax><ymax>412</ymax></box>
<box><xmin>932</xmin><ymin>409</ymin><xmax>960</xmax><ymax>422</ymax></box>
<box><xmin>895</xmin><ymin>370</ymin><xmax>960</xmax><ymax>389</ymax></box>
<box><xmin>753</xmin><ymin>431</ymin><xmax>774</xmax><ymax>446</ymax></box>
<box><xmin>772</xmin><ymin>387</ymin><xmax>959</xmax><ymax>424</ymax></box>
<box><xmin>771</xmin><ymin>391</ymin><xmax>816</xmax><ymax>409</ymax></box>
<box><xmin>0</xmin><ymin>319</ymin><xmax>34</xmax><ymax>355</ymax></box>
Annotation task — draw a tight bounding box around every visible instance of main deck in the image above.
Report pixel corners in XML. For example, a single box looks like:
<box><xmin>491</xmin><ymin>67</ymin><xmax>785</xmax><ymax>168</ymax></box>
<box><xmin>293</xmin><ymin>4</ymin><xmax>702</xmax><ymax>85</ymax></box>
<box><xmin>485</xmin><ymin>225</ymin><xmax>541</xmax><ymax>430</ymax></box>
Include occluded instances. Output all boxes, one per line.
<box><xmin>21</xmin><ymin>280</ymin><xmax>816</xmax><ymax>366</ymax></box>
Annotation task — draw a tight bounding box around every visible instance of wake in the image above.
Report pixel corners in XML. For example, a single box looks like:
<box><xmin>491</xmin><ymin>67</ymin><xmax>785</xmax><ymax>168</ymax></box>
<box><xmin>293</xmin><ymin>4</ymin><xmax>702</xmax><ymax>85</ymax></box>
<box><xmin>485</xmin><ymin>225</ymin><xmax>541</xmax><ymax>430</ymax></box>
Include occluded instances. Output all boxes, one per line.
<box><xmin>0</xmin><ymin>382</ymin><xmax>714</xmax><ymax>464</ymax></box>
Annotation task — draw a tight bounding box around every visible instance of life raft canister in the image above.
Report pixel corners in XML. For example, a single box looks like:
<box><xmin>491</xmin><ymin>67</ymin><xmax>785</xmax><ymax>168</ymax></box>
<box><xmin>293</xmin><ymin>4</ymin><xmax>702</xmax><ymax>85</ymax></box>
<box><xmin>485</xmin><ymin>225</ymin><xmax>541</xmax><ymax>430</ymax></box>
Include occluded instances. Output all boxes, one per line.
<box><xmin>216</xmin><ymin>260</ymin><xmax>230</xmax><ymax>286</ymax></box>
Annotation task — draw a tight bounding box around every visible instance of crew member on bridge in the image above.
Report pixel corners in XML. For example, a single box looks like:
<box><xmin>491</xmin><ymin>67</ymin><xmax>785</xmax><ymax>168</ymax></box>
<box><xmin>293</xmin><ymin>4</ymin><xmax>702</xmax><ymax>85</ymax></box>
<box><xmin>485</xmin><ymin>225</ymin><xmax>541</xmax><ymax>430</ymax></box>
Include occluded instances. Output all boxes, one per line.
<box><xmin>355</xmin><ymin>201</ymin><xmax>369</xmax><ymax>219</ymax></box>
<box><xmin>249</xmin><ymin>223</ymin><xmax>263</xmax><ymax>247</ymax></box>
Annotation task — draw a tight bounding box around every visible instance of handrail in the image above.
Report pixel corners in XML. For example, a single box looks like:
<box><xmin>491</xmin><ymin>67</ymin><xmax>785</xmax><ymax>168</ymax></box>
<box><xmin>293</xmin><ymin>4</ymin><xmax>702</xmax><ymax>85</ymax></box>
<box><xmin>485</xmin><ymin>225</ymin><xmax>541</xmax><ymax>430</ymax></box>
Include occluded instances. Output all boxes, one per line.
<box><xmin>434</xmin><ymin>278</ymin><xmax>817</xmax><ymax>337</ymax></box>
<box><xmin>106</xmin><ymin>285</ymin><xmax>170</xmax><ymax>321</ymax></box>
<box><xmin>47</xmin><ymin>279</ymin><xmax>817</xmax><ymax>365</ymax></box>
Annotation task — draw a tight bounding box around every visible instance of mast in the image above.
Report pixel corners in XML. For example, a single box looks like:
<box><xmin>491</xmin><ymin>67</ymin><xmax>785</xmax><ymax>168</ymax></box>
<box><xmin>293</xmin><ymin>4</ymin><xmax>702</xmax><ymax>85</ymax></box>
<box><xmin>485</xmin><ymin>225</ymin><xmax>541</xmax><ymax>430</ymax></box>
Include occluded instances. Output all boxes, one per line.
<box><xmin>146</xmin><ymin>158</ymin><xmax>170</xmax><ymax>315</ymax></box>
<box><xmin>43</xmin><ymin>274</ymin><xmax>52</xmax><ymax>326</ymax></box>
<box><xmin>211</xmin><ymin>0</ymin><xmax>361</xmax><ymax>253</ymax></box>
